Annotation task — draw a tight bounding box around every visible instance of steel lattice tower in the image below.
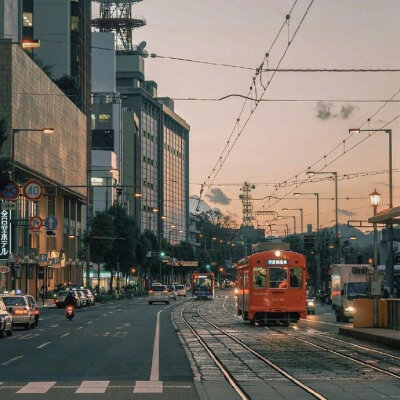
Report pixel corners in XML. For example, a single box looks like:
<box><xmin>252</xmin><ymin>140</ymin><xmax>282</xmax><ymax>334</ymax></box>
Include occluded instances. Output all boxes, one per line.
<box><xmin>239</xmin><ymin>182</ymin><xmax>255</xmax><ymax>226</ymax></box>
<box><xmin>92</xmin><ymin>0</ymin><xmax>146</xmax><ymax>51</ymax></box>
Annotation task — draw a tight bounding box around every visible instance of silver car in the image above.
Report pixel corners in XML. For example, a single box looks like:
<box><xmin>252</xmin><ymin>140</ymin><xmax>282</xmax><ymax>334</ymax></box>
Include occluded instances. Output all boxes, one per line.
<box><xmin>0</xmin><ymin>295</ymin><xmax>35</xmax><ymax>330</ymax></box>
<box><xmin>148</xmin><ymin>285</ymin><xmax>169</xmax><ymax>305</ymax></box>
<box><xmin>0</xmin><ymin>299</ymin><xmax>12</xmax><ymax>337</ymax></box>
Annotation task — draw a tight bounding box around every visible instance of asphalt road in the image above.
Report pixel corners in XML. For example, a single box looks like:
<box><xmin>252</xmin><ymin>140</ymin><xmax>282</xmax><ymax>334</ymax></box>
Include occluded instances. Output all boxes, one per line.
<box><xmin>0</xmin><ymin>296</ymin><xmax>200</xmax><ymax>400</ymax></box>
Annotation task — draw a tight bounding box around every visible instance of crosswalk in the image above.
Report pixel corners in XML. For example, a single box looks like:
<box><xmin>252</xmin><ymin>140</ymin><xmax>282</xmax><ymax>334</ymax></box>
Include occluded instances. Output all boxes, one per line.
<box><xmin>0</xmin><ymin>381</ymin><xmax>192</xmax><ymax>394</ymax></box>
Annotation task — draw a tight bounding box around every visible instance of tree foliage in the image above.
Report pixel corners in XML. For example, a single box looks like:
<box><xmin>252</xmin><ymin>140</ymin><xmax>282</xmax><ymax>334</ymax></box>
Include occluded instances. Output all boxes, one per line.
<box><xmin>53</xmin><ymin>75</ymin><xmax>82</xmax><ymax>108</ymax></box>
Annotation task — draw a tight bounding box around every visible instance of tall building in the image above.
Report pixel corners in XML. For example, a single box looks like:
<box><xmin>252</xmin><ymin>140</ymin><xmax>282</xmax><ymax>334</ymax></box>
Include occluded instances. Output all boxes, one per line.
<box><xmin>116</xmin><ymin>49</ymin><xmax>190</xmax><ymax>243</ymax></box>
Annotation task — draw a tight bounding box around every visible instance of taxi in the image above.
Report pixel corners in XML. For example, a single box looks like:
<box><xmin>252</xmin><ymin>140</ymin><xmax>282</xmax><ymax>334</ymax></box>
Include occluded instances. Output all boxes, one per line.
<box><xmin>0</xmin><ymin>295</ymin><xmax>35</xmax><ymax>330</ymax></box>
<box><xmin>148</xmin><ymin>285</ymin><xmax>169</xmax><ymax>305</ymax></box>
<box><xmin>0</xmin><ymin>298</ymin><xmax>12</xmax><ymax>337</ymax></box>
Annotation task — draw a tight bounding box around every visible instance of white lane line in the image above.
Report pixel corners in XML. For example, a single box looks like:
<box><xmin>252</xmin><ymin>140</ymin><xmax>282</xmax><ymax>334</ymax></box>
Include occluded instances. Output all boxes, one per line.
<box><xmin>60</xmin><ymin>333</ymin><xmax>70</xmax><ymax>338</ymax></box>
<box><xmin>2</xmin><ymin>355</ymin><xmax>23</xmax><ymax>366</ymax></box>
<box><xmin>103</xmin><ymin>314</ymin><xmax>107</xmax><ymax>317</ymax></box>
<box><xmin>76</xmin><ymin>326</ymin><xmax>83</xmax><ymax>330</ymax></box>
<box><xmin>17</xmin><ymin>382</ymin><xmax>56</xmax><ymax>394</ymax></box>
<box><xmin>150</xmin><ymin>310</ymin><xmax>161</xmax><ymax>381</ymax></box>
<box><xmin>50</xmin><ymin>324</ymin><xmax>59</xmax><ymax>328</ymax></box>
<box><xmin>87</xmin><ymin>321</ymin><xmax>93</xmax><ymax>325</ymax></box>
<box><xmin>76</xmin><ymin>381</ymin><xmax>110</xmax><ymax>393</ymax></box>
<box><xmin>37</xmin><ymin>342</ymin><xmax>51</xmax><ymax>349</ymax></box>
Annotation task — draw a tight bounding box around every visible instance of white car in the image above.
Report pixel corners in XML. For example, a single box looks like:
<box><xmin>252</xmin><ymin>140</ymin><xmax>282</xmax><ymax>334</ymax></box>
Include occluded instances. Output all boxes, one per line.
<box><xmin>0</xmin><ymin>295</ymin><xmax>35</xmax><ymax>330</ymax></box>
<box><xmin>175</xmin><ymin>284</ymin><xmax>186</xmax><ymax>297</ymax></box>
<box><xmin>148</xmin><ymin>285</ymin><xmax>169</xmax><ymax>305</ymax></box>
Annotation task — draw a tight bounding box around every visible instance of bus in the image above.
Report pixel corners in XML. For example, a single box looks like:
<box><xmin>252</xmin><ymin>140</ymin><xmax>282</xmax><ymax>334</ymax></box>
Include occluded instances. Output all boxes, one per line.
<box><xmin>192</xmin><ymin>272</ymin><xmax>215</xmax><ymax>300</ymax></box>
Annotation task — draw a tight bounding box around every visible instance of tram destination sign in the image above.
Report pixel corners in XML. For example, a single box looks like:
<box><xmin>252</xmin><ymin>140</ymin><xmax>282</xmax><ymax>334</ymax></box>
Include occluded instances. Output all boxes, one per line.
<box><xmin>267</xmin><ymin>259</ymin><xmax>288</xmax><ymax>265</ymax></box>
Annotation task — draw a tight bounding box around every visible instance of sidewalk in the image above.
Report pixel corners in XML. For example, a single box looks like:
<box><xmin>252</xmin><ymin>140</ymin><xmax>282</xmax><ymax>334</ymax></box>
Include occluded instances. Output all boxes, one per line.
<box><xmin>339</xmin><ymin>326</ymin><xmax>400</xmax><ymax>349</ymax></box>
<box><xmin>37</xmin><ymin>299</ymin><xmax>56</xmax><ymax>309</ymax></box>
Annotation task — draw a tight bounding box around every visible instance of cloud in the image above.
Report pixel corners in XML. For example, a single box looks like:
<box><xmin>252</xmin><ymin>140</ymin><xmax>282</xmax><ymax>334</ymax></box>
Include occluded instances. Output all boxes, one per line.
<box><xmin>189</xmin><ymin>195</ymin><xmax>212</xmax><ymax>213</ymax></box>
<box><xmin>205</xmin><ymin>188</ymin><xmax>231</xmax><ymax>205</ymax></box>
<box><xmin>338</xmin><ymin>208</ymin><xmax>356</xmax><ymax>216</ymax></box>
<box><xmin>316</xmin><ymin>102</ymin><xmax>358</xmax><ymax>120</ymax></box>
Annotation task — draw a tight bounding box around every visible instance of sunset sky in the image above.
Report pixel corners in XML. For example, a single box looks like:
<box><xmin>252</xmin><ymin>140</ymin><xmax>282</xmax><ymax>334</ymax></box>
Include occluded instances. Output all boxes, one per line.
<box><xmin>122</xmin><ymin>0</ymin><xmax>400</xmax><ymax>232</ymax></box>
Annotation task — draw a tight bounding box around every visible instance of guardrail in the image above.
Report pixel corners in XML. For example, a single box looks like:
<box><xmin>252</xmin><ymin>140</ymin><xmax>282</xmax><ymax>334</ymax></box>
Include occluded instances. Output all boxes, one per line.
<box><xmin>387</xmin><ymin>299</ymin><xmax>400</xmax><ymax>329</ymax></box>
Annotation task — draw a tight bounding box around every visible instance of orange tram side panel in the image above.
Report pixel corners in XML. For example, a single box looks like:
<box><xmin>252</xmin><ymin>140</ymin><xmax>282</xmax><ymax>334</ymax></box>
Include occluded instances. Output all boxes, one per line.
<box><xmin>236</xmin><ymin>245</ymin><xmax>307</xmax><ymax>325</ymax></box>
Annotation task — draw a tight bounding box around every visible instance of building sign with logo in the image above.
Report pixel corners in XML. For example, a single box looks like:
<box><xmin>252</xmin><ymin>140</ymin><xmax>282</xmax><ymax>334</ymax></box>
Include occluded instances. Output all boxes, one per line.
<box><xmin>0</xmin><ymin>210</ymin><xmax>11</xmax><ymax>260</ymax></box>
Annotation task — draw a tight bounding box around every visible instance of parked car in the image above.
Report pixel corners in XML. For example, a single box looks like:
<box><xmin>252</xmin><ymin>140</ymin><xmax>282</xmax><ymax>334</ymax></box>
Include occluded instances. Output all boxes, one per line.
<box><xmin>55</xmin><ymin>290</ymin><xmax>79</xmax><ymax>309</ymax></box>
<box><xmin>306</xmin><ymin>297</ymin><xmax>316</xmax><ymax>315</ymax></box>
<box><xmin>75</xmin><ymin>290</ymin><xmax>89</xmax><ymax>307</ymax></box>
<box><xmin>0</xmin><ymin>298</ymin><xmax>12</xmax><ymax>337</ymax></box>
<box><xmin>148</xmin><ymin>285</ymin><xmax>169</xmax><ymax>305</ymax></box>
<box><xmin>0</xmin><ymin>295</ymin><xmax>35</xmax><ymax>330</ymax></box>
<box><xmin>25</xmin><ymin>295</ymin><xmax>40</xmax><ymax>325</ymax></box>
<box><xmin>81</xmin><ymin>289</ymin><xmax>95</xmax><ymax>306</ymax></box>
<box><xmin>167</xmin><ymin>285</ymin><xmax>177</xmax><ymax>300</ymax></box>
<box><xmin>175</xmin><ymin>284</ymin><xmax>186</xmax><ymax>297</ymax></box>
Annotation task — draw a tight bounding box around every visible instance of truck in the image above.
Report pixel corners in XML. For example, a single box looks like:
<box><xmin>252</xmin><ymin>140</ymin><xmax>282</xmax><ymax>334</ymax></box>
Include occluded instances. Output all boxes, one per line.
<box><xmin>330</xmin><ymin>264</ymin><xmax>372</xmax><ymax>322</ymax></box>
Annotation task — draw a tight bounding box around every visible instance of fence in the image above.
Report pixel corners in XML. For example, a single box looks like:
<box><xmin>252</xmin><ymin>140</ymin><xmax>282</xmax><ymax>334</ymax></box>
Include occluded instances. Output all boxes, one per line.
<box><xmin>387</xmin><ymin>299</ymin><xmax>400</xmax><ymax>329</ymax></box>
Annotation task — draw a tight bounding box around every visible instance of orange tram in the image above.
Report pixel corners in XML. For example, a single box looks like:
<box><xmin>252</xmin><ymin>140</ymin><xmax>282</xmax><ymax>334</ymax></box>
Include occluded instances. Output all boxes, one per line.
<box><xmin>236</xmin><ymin>242</ymin><xmax>307</xmax><ymax>325</ymax></box>
<box><xmin>192</xmin><ymin>272</ymin><xmax>215</xmax><ymax>300</ymax></box>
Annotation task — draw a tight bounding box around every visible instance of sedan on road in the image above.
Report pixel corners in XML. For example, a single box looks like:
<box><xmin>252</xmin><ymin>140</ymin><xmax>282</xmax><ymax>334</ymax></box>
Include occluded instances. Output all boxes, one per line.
<box><xmin>0</xmin><ymin>295</ymin><xmax>35</xmax><ymax>330</ymax></box>
<box><xmin>167</xmin><ymin>285</ymin><xmax>177</xmax><ymax>300</ymax></box>
<box><xmin>148</xmin><ymin>285</ymin><xmax>169</xmax><ymax>305</ymax></box>
<box><xmin>175</xmin><ymin>284</ymin><xmax>187</xmax><ymax>297</ymax></box>
<box><xmin>0</xmin><ymin>298</ymin><xmax>12</xmax><ymax>337</ymax></box>
<box><xmin>25</xmin><ymin>295</ymin><xmax>40</xmax><ymax>325</ymax></box>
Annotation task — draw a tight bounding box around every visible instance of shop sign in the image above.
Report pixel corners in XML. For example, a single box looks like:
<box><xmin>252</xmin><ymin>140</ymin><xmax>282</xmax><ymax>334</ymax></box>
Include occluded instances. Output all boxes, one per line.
<box><xmin>0</xmin><ymin>210</ymin><xmax>11</xmax><ymax>260</ymax></box>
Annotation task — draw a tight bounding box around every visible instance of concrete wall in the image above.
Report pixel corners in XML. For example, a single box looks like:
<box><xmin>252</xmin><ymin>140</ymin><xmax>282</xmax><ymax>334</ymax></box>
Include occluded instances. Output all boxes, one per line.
<box><xmin>0</xmin><ymin>39</ymin><xmax>87</xmax><ymax>198</ymax></box>
<box><xmin>92</xmin><ymin>32</ymin><xmax>116</xmax><ymax>93</ymax></box>
<box><xmin>0</xmin><ymin>0</ymin><xmax>20</xmax><ymax>42</ymax></box>
<box><xmin>33</xmin><ymin>0</ymin><xmax>71</xmax><ymax>79</ymax></box>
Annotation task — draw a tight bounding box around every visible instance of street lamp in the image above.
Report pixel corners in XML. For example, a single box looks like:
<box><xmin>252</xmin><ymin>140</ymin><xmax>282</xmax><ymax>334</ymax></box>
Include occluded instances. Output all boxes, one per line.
<box><xmin>350</xmin><ymin>128</ymin><xmax>394</xmax><ymax>293</ymax></box>
<box><xmin>370</xmin><ymin>189</ymin><xmax>381</xmax><ymax>328</ymax></box>
<box><xmin>282</xmin><ymin>208</ymin><xmax>303</xmax><ymax>233</ymax></box>
<box><xmin>307</xmin><ymin>170</ymin><xmax>339</xmax><ymax>262</ymax></box>
<box><xmin>277</xmin><ymin>215</ymin><xmax>297</xmax><ymax>234</ymax></box>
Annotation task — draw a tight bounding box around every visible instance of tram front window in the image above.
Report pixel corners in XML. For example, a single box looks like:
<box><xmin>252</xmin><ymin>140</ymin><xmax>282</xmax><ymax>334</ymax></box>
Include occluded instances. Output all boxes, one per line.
<box><xmin>268</xmin><ymin>267</ymin><xmax>288</xmax><ymax>289</ymax></box>
<box><xmin>290</xmin><ymin>267</ymin><xmax>302</xmax><ymax>288</ymax></box>
<box><xmin>253</xmin><ymin>267</ymin><xmax>266</xmax><ymax>288</ymax></box>
<box><xmin>194</xmin><ymin>277</ymin><xmax>212</xmax><ymax>290</ymax></box>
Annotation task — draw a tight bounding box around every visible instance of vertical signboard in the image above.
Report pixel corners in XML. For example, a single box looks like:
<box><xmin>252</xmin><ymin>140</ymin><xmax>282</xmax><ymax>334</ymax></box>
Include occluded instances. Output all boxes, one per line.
<box><xmin>0</xmin><ymin>210</ymin><xmax>11</xmax><ymax>260</ymax></box>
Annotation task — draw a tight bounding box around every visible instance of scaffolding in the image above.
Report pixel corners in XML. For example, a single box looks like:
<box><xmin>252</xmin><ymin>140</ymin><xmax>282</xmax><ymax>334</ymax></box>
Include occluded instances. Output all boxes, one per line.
<box><xmin>92</xmin><ymin>0</ymin><xmax>146</xmax><ymax>51</ymax></box>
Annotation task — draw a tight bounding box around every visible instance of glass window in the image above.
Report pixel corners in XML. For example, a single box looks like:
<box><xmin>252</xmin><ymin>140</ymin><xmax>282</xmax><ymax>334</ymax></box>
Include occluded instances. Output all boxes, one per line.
<box><xmin>253</xmin><ymin>267</ymin><xmax>266</xmax><ymax>289</ymax></box>
<box><xmin>99</xmin><ymin>113</ymin><xmax>111</xmax><ymax>122</ymax></box>
<box><xmin>289</xmin><ymin>267</ymin><xmax>302</xmax><ymax>288</ymax></box>
<box><xmin>268</xmin><ymin>267</ymin><xmax>288</xmax><ymax>289</ymax></box>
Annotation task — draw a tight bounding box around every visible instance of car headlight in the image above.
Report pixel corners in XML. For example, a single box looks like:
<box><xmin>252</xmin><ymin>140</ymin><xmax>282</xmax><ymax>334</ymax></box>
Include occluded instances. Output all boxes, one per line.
<box><xmin>234</xmin><ymin>288</ymin><xmax>239</xmax><ymax>295</ymax></box>
<box><xmin>345</xmin><ymin>306</ymin><xmax>356</xmax><ymax>313</ymax></box>
<box><xmin>307</xmin><ymin>301</ymin><xmax>314</xmax><ymax>307</ymax></box>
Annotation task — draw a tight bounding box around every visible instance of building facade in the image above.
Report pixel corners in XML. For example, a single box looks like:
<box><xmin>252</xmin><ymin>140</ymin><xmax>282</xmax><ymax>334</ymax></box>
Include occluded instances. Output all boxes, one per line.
<box><xmin>0</xmin><ymin>40</ymin><xmax>87</xmax><ymax>297</ymax></box>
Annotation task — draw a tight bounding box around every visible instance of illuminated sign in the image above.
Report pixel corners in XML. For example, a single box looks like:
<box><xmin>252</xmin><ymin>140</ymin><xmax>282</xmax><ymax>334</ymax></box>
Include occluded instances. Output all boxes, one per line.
<box><xmin>267</xmin><ymin>259</ymin><xmax>288</xmax><ymax>265</ymax></box>
<box><xmin>0</xmin><ymin>210</ymin><xmax>11</xmax><ymax>260</ymax></box>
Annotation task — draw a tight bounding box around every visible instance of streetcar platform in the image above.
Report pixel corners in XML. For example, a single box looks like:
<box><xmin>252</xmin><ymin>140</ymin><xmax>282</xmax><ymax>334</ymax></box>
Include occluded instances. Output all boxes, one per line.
<box><xmin>339</xmin><ymin>327</ymin><xmax>400</xmax><ymax>349</ymax></box>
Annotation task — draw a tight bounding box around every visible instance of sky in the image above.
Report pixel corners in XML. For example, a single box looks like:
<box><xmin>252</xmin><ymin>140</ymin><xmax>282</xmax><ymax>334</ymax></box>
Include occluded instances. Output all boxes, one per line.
<box><xmin>102</xmin><ymin>0</ymin><xmax>400</xmax><ymax>233</ymax></box>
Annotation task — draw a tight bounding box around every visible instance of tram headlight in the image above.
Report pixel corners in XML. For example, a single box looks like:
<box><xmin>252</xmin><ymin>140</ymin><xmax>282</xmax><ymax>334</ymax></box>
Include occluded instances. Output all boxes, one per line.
<box><xmin>275</xmin><ymin>250</ymin><xmax>281</xmax><ymax>257</ymax></box>
<box><xmin>345</xmin><ymin>306</ymin><xmax>356</xmax><ymax>313</ymax></box>
<box><xmin>307</xmin><ymin>300</ymin><xmax>315</xmax><ymax>307</ymax></box>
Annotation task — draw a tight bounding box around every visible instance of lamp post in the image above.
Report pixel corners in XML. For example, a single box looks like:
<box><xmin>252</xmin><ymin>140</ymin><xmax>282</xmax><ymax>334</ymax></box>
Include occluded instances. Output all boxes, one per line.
<box><xmin>350</xmin><ymin>128</ymin><xmax>394</xmax><ymax>294</ymax></box>
<box><xmin>307</xmin><ymin>170</ymin><xmax>339</xmax><ymax>262</ymax></box>
<box><xmin>282</xmin><ymin>208</ymin><xmax>303</xmax><ymax>233</ymax></box>
<box><xmin>277</xmin><ymin>215</ymin><xmax>297</xmax><ymax>234</ymax></box>
<box><xmin>370</xmin><ymin>189</ymin><xmax>381</xmax><ymax>328</ymax></box>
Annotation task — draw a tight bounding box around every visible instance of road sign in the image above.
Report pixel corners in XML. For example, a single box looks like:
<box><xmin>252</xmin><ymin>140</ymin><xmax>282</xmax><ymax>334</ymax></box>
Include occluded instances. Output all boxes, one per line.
<box><xmin>44</xmin><ymin>215</ymin><xmax>58</xmax><ymax>230</ymax></box>
<box><xmin>39</xmin><ymin>254</ymin><xmax>48</xmax><ymax>263</ymax></box>
<box><xmin>23</xmin><ymin>180</ymin><xmax>44</xmax><ymax>201</ymax></box>
<box><xmin>179</xmin><ymin>261</ymin><xmax>199</xmax><ymax>267</ymax></box>
<box><xmin>1</xmin><ymin>201</ymin><xmax>17</xmax><ymax>210</ymax></box>
<box><xmin>46</xmin><ymin>230</ymin><xmax>56</xmax><ymax>237</ymax></box>
<box><xmin>0</xmin><ymin>181</ymin><xmax>19</xmax><ymax>201</ymax></box>
<box><xmin>0</xmin><ymin>266</ymin><xmax>11</xmax><ymax>274</ymax></box>
<box><xmin>29</xmin><ymin>215</ymin><xmax>43</xmax><ymax>230</ymax></box>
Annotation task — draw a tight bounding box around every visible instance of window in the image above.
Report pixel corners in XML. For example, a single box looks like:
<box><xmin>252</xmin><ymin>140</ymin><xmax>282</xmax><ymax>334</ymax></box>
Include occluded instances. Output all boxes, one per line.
<box><xmin>99</xmin><ymin>113</ymin><xmax>111</xmax><ymax>123</ymax></box>
<box><xmin>253</xmin><ymin>267</ymin><xmax>266</xmax><ymax>289</ymax></box>
<box><xmin>289</xmin><ymin>267</ymin><xmax>302</xmax><ymax>288</ymax></box>
<box><xmin>268</xmin><ymin>267</ymin><xmax>288</xmax><ymax>289</ymax></box>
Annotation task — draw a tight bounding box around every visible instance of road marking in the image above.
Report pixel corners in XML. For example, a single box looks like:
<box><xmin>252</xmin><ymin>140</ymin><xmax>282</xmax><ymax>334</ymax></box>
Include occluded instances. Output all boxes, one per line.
<box><xmin>87</xmin><ymin>321</ymin><xmax>93</xmax><ymax>324</ymax></box>
<box><xmin>19</xmin><ymin>333</ymin><xmax>40</xmax><ymax>340</ymax></box>
<box><xmin>103</xmin><ymin>314</ymin><xmax>107</xmax><ymax>317</ymax></box>
<box><xmin>17</xmin><ymin>382</ymin><xmax>56</xmax><ymax>394</ymax></box>
<box><xmin>50</xmin><ymin>324</ymin><xmax>59</xmax><ymax>328</ymax></box>
<box><xmin>134</xmin><ymin>381</ymin><xmax>163</xmax><ymax>394</ymax></box>
<box><xmin>76</xmin><ymin>326</ymin><xmax>83</xmax><ymax>330</ymax></box>
<box><xmin>2</xmin><ymin>355</ymin><xmax>23</xmax><ymax>366</ymax></box>
<box><xmin>76</xmin><ymin>381</ymin><xmax>110</xmax><ymax>393</ymax></box>
<box><xmin>60</xmin><ymin>333</ymin><xmax>70</xmax><ymax>338</ymax></box>
<box><xmin>37</xmin><ymin>342</ymin><xmax>51</xmax><ymax>349</ymax></box>
<box><xmin>150</xmin><ymin>310</ymin><xmax>161</xmax><ymax>381</ymax></box>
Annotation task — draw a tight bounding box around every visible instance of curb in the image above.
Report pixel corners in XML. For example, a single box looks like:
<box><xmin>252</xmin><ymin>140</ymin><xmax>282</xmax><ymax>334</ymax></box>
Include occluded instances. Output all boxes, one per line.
<box><xmin>339</xmin><ymin>327</ymin><xmax>400</xmax><ymax>349</ymax></box>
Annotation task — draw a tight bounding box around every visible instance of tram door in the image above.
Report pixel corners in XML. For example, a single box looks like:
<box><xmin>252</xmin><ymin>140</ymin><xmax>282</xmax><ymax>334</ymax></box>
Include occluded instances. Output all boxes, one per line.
<box><xmin>243</xmin><ymin>270</ymin><xmax>249</xmax><ymax>314</ymax></box>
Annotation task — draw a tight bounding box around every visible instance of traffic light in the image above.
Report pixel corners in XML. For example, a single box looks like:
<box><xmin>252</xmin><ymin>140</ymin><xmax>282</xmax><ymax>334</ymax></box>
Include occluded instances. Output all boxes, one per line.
<box><xmin>206</xmin><ymin>264</ymin><xmax>210</xmax><ymax>270</ymax></box>
<box><xmin>160</xmin><ymin>252</ymin><xmax>165</xmax><ymax>258</ymax></box>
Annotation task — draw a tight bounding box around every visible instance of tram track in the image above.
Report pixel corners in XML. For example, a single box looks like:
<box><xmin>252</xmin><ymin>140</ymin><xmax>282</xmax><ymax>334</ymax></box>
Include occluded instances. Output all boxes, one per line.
<box><xmin>222</xmin><ymin>295</ymin><xmax>400</xmax><ymax>380</ymax></box>
<box><xmin>181</xmin><ymin>302</ymin><xmax>327</xmax><ymax>400</ymax></box>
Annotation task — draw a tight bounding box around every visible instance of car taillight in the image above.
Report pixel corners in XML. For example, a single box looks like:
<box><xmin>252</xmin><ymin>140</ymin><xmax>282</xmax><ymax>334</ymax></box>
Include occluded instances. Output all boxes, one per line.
<box><xmin>14</xmin><ymin>309</ymin><xmax>28</xmax><ymax>315</ymax></box>
<box><xmin>149</xmin><ymin>290</ymin><xmax>154</xmax><ymax>294</ymax></box>
<box><xmin>163</xmin><ymin>290</ymin><xmax>168</xmax><ymax>293</ymax></box>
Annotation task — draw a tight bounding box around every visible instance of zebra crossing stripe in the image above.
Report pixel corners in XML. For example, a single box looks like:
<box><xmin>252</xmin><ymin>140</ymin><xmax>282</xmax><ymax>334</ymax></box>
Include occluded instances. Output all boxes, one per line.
<box><xmin>76</xmin><ymin>381</ymin><xmax>110</xmax><ymax>393</ymax></box>
<box><xmin>17</xmin><ymin>382</ymin><xmax>56</xmax><ymax>394</ymax></box>
<box><xmin>133</xmin><ymin>381</ymin><xmax>163</xmax><ymax>393</ymax></box>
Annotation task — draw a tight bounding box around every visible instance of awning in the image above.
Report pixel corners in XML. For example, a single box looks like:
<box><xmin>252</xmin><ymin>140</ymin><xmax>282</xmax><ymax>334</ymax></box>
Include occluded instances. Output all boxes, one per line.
<box><xmin>368</xmin><ymin>206</ymin><xmax>400</xmax><ymax>224</ymax></box>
